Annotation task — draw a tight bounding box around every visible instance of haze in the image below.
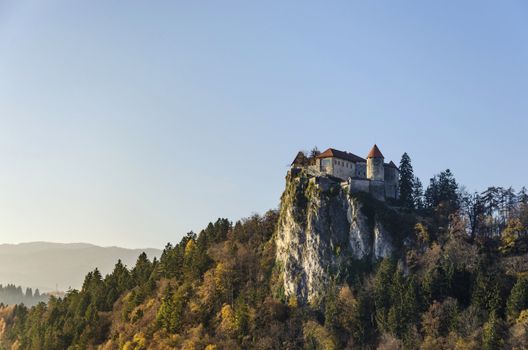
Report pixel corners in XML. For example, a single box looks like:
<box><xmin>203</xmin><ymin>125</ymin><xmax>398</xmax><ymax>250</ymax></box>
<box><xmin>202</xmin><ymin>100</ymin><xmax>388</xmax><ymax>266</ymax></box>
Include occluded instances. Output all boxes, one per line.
<box><xmin>0</xmin><ymin>1</ymin><xmax>527</xmax><ymax>247</ymax></box>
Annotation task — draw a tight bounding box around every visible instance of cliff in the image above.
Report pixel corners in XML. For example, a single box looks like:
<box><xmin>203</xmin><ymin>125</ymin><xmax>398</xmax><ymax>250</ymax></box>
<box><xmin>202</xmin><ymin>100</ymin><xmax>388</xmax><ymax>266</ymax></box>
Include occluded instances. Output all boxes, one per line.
<box><xmin>275</xmin><ymin>168</ymin><xmax>401</xmax><ymax>304</ymax></box>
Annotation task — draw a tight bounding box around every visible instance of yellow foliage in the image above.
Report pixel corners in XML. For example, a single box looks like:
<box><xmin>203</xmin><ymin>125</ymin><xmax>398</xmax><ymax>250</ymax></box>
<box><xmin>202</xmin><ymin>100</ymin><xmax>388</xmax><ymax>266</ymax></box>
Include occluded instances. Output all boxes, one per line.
<box><xmin>184</xmin><ymin>239</ymin><xmax>196</xmax><ymax>257</ymax></box>
<box><xmin>415</xmin><ymin>222</ymin><xmax>430</xmax><ymax>245</ymax></box>
<box><xmin>517</xmin><ymin>309</ymin><xmax>528</xmax><ymax>324</ymax></box>
<box><xmin>219</xmin><ymin>304</ymin><xmax>238</xmax><ymax>336</ymax></box>
<box><xmin>204</xmin><ymin>345</ymin><xmax>217</xmax><ymax>350</ymax></box>
<box><xmin>303</xmin><ymin>321</ymin><xmax>336</xmax><ymax>350</ymax></box>
<box><xmin>0</xmin><ymin>318</ymin><xmax>5</xmax><ymax>338</ymax></box>
<box><xmin>145</xmin><ymin>298</ymin><xmax>155</xmax><ymax>308</ymax></box>
<box><xmin>288</xmin><ymin>296</ymin><xmax>298</xmax><ymax>308</ymax></box>
<box><xmin>338</xmin><ymin>285</ymin><xmax>356</xmax><ymax>305</ymax></box>
<box><xmin>189</xmin><ymin>300</ymin><xmax>201</xmax><ymax>314</ymax></box>
<box><xmin>11</xmin><ymin>340</ymin><xmax>21</xmax><ymax>350</ymax></box>
<box><xmin>500</xmin><ymin>219</ymin><xmax>525</xmax><ymax>254</ymax></box>
<box><xmin>197</xmin><ymin>270</ymin><xmax>217</xmax><ymax>306</ymax></box>
<box><xmin>454</xmin><ymin>337</ymin><xmax>480</xmax><ymax>350</ymax></box>
<box><xmin>214</xmin><ymin>263</ymin><xmax>234</xmax><ymax>298</ymax></box>
<box><xmin>133</xmin><ymin>332</ymin><xmax>146</xmax><ymax>346</ymax></box>
<box><xmin>181</xmin><ymin>340</ymin><xmax>199</xmax><ymax>350</ymax></box>
<box><xmin>421</xmin><ymin>336</ymin><xmax>442</xmax><ymax>350</ymax></box>
<box><xmin>122</xmin><ymin>332</ymin><xmax>147</xmax><ymax>350</ymax></box>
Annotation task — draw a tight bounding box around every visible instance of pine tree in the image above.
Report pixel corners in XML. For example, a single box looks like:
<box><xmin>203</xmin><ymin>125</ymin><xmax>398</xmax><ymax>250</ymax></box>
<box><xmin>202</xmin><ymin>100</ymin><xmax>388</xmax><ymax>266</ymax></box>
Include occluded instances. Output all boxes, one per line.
<box><xmin>482</xmin><ymin>312</ymin><xmax>503</xmax><ymax>350</ymax></box>
<box><xmin>472</xmin><ymin>268</ymin><xmax>501</xmax><ymax>314</ymax></box>
<box><xmin>413</xmin><ymin>177</ymin><xmax>424</xmax><ymax>210</ymax></box>
<box><xmin>399</xmin><ymin>153</ymin><xmax>415</xmax><ymax>209</ymax></box>
<box><xmin>352</xmin><ymin>290</ymin><xmax>375</xmax><ymax>346</ymax></box>
<box><xmin>425</xmin><ymin>169</ymin><xmax>459</xmax><ymax>211</ymax></box>
<box><xmin>374</xmin><ymin>258</ymin><xmax>396</xmax><ymax>333</ymax></box>
<box><xmin>519</xmin><ymin>187</ymin><xmax>528</xmax><ymax>205</ymax></box>
<box><xmin>132</xmin><ymin>252</ymin><xmax>153</xmax><ymax>285</ymax></box>
<box><xmin>309</xmin><ymin>146</ymin><xmax>320</xmax><ymax>159</ymax></box>
<box><xmin>506</xmin><ymin>277</ymin><xmax>528</xmax><ymax>320</ymax></box>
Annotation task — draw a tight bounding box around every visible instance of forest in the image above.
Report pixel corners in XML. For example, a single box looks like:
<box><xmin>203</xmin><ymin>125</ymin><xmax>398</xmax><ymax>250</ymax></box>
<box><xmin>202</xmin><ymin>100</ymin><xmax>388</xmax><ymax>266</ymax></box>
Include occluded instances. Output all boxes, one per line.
<box><xmin>1</xmin><ymin>153</ymin><xmax>528</xmax><ymax>349</ymax></box>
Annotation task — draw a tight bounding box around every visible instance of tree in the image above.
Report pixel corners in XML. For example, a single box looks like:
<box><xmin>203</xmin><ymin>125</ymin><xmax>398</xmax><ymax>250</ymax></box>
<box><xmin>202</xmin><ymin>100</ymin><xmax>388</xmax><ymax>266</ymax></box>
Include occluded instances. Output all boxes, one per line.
<box><xmin>507</xmin><ymin>277</ymin><xmax>528</xmax><ymax>320</ymax></box>
<box><xmin>482</xmin><ymin>312</ymin><xmax>503</xmax><ymax>350</ymax></box>
<box><xmin>349</xmin><ymin>289</ymin><xmax>375</xmax><ymax>346</ymax></box>
<box><xmin>156</xmin><ymin>284</ymin><xmax>176</xmax><ymax>332</ymax></box>
<box><xmin>421</xmin><ymin>298</ymin><xmax>459</xmax><ymax>338</ymax></box>
<box><xmin>461</xmin><ymin>191</ymin><xmax>485</xmax><ymax>241</ymax></box>
<box><xmin>422</xmin><ymin>265</ymin><xmax>450</xmax><ymax>304</ymax></box>
<box><xmin>519</xmin><ymin>187</ymin><xmax>528</xmax><ymax>206</ymax></box>
<box><xmin>399</xmin><ymin>153</ymin><xmax>415</xmax><ymax>209</ymax></box>
<box><xmin>471</xmin><ymin>268</ymin><xmax>501</xmax><ymax>314</ymax></box>
<box><xmin>309</xmin><ymin>146</ymin><xmax>320</xmax><ymax>159</ymax></box>
<box><xmin>413</xmin><ymin>177</ymin><xmax>424</xmax><ymax>210</ymax></box>
<box><xmin>131</xmin><ymin>252</ymin><xmax>153</xmax><ymax>286</ymax></box>
<box><xmin>374</xmin><ymin>259</ymin><xmax>396</xmax><ymax>333</ymax></box>
<box><xmin>499</xmin><ymin>219</ymin><xmax>525</xmax><ymax>255</ymax></box>
<box><xmin>425</xmin><ymin>169</ymin><xmax>459</xmax><ymax>212</ymax></box>
<box><xmin>387</xmin><ymin>272</ymin><xmax>420</xmax><ymax>338</ymax></box>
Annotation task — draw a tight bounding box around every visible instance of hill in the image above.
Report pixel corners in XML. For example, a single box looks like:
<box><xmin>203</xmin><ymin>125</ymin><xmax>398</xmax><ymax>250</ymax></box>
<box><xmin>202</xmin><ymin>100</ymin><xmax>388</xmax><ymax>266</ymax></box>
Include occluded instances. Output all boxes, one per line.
<box><xmin>1</xmin><ymin>156</ymin><xmax>528</xmax><ymax>349</ymax></box>
<box><xmin>0</xmin><ymin>242</ymin><xmax>161</xmax><ymax>292</ymax></box>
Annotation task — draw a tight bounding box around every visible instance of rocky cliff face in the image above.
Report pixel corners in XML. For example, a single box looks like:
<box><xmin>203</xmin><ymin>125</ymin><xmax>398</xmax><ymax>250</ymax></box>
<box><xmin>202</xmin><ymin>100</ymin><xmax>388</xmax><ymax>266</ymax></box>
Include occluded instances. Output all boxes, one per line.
<box><xmin>275</xmin><ymin>168</ymin><xmax>396</xmax><ymax>304</ymax></box>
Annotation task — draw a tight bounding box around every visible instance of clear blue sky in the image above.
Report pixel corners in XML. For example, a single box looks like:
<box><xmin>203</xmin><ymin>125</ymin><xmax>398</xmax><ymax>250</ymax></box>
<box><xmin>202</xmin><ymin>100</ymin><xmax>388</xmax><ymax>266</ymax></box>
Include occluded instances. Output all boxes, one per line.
<box><xmin>0</xmin><ymin>1</ymin><xmax>527</xmax><ymax>248</ymax></box>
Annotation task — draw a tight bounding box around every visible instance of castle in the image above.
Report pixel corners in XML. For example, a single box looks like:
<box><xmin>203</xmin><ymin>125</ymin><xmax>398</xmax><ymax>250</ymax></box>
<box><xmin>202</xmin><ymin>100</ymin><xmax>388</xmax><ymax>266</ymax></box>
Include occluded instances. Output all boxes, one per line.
<box><xmin>291</xmin><ymin>144</ymin><xmax>399</xmax><ymax>201</ymax></box>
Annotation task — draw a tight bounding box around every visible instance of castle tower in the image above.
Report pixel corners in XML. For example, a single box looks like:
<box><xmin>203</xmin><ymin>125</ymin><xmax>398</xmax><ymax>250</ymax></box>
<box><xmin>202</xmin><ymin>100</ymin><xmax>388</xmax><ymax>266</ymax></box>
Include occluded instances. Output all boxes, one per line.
<box><xmin>366</xmin><ymin>144</ymin><xmax>384</xmax><ymax>181</ymax></box>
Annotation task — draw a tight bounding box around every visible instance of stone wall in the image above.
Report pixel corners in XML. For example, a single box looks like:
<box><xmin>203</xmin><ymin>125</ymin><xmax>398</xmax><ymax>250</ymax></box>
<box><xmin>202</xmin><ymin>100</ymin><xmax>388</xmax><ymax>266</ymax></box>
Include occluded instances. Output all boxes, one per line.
<box><xmin>367</xmin><ymin>157</ymin><xmax>384</xmax><ymax>181</ymax></box>
<box><xmin>384</xmin><ymin>166</ymin><xmax>399</xmax><ymax>199</ymax></box>
<box><xmin>355</xmin><ymin>163</ymin><xmax>367</xmax><ymax>178</ymax></box>
<box><xmin>369</xmin><ymin>180</ymin><xmax>386</xmax><ymax>201</ymax></box>
<box><xmin>318</xmin><ymin>157</ymin><xmax>356</xmax><ymax>179</ymax></box>
<box><xmin>349</xmin><ymin>178</ymin><xmax>370</xmax><ymax>194</ymax></box>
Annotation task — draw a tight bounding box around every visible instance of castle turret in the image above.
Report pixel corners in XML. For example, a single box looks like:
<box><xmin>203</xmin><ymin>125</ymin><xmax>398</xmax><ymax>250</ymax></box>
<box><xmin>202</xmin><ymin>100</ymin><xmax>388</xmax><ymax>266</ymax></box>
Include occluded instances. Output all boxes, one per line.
<box><xmin>366</xmin><ymin>145</ymin><xmax>385</xmax><ymax>201</ymax></box>
<box><xmin>366</xmin><ymin>144</ymin><xmax>384</xmax><ymax>181</ymax></box>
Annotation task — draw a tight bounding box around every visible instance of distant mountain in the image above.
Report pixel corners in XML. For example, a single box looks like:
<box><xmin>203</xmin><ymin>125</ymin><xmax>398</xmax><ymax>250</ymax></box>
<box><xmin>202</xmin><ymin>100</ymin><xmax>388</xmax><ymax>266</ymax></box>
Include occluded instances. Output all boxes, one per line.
<box><xmin>0</xmin><ymin>242</ymin><xmax>161</xmax><ymax>292</ymax></box>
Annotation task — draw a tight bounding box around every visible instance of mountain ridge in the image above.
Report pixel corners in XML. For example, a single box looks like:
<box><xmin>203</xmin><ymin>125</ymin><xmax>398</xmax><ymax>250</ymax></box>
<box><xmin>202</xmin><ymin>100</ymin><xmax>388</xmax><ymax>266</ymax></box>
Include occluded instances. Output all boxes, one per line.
<box><xmin>0</xmin><ymin>242</ymin><xmax>161</xmax><ymax>292</ymax></box>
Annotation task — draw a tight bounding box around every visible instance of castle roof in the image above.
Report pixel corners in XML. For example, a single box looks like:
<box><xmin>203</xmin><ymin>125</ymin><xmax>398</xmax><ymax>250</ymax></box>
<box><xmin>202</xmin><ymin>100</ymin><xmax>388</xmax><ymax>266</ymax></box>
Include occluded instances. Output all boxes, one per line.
<box><xmin>291</xmin><ymin>151</ymin><xmax>307</xmax><ymax>166</ymax></box>
<box><xmin>367</xmin><ymin>144</ymin><xmax>384</xmax><ymax>159</ymax></box>
<box><xmin>385</xmin><ymin>161</ymin><xmax>399</xmax><ymax>169</ymax></box>
<box><xmin>316</xmin><ymin>148</ymin><xmax>365</xmax><ymax>163</ymax></box>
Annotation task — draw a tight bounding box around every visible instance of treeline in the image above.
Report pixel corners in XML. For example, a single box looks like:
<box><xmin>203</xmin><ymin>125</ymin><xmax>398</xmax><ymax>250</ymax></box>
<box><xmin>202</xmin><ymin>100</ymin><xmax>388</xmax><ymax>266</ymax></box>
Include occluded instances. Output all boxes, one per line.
<box><xmin>0</xmin><ymin>284</ymin><xmax>48</xmax><ymax>307</ymax></box>
<box><xmin>400</xmin><ymin>153</ymin><xmax>528</xmax><ymax>254</ymax></box>
<box><xmin>0</xmin><ymin>216</ymin><xmax>279</xmax><ymax>349</ymax></box>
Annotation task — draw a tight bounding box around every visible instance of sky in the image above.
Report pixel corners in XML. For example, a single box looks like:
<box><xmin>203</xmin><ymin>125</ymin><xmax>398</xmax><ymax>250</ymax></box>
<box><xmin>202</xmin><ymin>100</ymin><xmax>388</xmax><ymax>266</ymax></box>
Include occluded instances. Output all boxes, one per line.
<box><xmin>0</xmin><ymin>1</ymin><xmax>527</xmax><ymax>248</ymax></box>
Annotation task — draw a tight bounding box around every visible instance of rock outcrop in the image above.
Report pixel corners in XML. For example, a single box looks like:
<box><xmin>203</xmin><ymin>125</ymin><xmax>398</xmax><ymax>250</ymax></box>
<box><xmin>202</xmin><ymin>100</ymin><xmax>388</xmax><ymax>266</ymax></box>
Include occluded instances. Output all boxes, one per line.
<box><xmin>275</xmin><ymin>168</ymin><xmax>397</xmax><ymax>304</ymax></box>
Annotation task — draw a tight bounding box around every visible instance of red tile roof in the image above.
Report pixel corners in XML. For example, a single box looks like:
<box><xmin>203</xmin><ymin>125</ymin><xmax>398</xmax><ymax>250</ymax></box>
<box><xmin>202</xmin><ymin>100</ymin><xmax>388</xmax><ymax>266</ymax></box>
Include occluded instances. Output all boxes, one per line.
<box><xmin>367</xmin><ymin>144</ymin><xmax>384</xmax><ymax>158</ymax></box>
<box><xmin>316</xmin><ymin>148</ymin><xmax>366</xmax><ymax>163</ymax></box>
